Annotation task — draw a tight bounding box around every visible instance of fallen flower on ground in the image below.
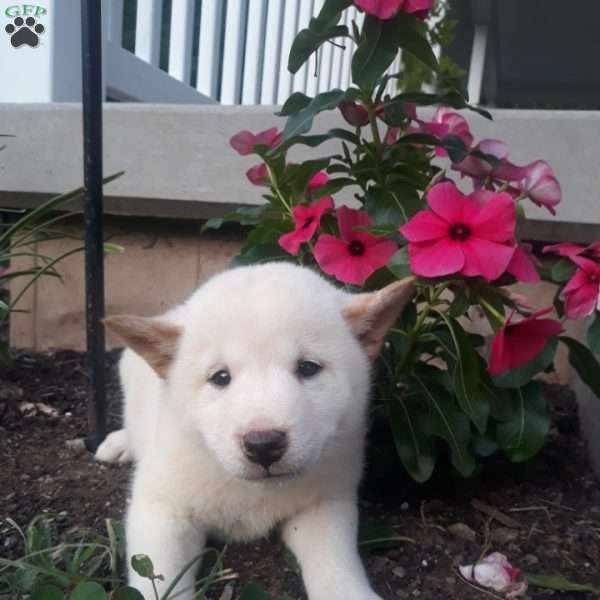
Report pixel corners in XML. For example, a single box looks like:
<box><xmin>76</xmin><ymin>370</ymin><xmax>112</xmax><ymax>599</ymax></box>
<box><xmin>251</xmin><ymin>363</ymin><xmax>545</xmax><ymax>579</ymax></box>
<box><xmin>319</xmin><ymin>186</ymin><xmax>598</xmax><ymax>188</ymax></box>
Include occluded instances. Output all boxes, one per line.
<box><xmin>459</xmin><ymin>552</ymin><xmax>527</xmax><ymax>597</ymax></box>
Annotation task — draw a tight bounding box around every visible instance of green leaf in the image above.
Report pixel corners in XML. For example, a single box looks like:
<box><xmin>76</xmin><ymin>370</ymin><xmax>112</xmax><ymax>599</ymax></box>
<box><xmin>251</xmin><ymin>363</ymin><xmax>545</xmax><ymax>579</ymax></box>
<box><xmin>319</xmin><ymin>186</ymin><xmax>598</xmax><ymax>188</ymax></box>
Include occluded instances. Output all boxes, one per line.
<box><xmin>388</xmin><ymin>393</ymin><xmax>436</xmax><ymax>483</ymax></box>
<box><xmin>352</xmin><ymin>17</ymin><xmax>399</xmax><ymax>90</ymax></box>
<box><xmin>288</xmin><ymin>25</ymin><xmax>348</xmax><ymax>73</ymax></box>
<box><xmin>561</xmin><ymin>335</ymin><xmax>600</xmax><ymax>397</ymax></box>
<box><xmin>496</xmin><ymin>382</ymin><xmax>549</xmax><ymax>462</ymax></box>
<box><xmin>231</xmin><ymin>244</ymin><xmax>293</xmax><ymax>267</ymax></box>
<box><xmin>240</xmin><ymin>582</ymin><xmax>269</xmax><ymax>600</ymax></box>
<box><xmin>276</xmin><ymin>92</ymin><xmax>311</xmax><ymax>116</ymax></box>
<box><xmin>395</xmin><ymin>13</ymin><xmax>438</xmax><ymax>72</ymax></box>
<box><xmin>551</xmin><ymin>257</ymin><xmax>576</xmax><ymax>283</ymax></box>
<box><xmin>113</xmin><ymin>587</ymin><xmax>145</xmax><ymax>600</ymax></box>
<box><xmin>383</xmin><ymin>90</ymin><xmax>492</xmax><ymax>121</ymax></box>
<box><xmin>436</xmin><ymin>314</ymin><xmax>489</xmax><ymax>434</ymax></box>
<box><xmin>364</xmin><ymin>187</ymin><xmax>407</xmax><ymax>230</ymax></box>
<box><xmin>310</xmin><ymin>177</ymin><xmax>355</xmax><ymax>199</ymax></box>
<box><xmin>492</xmin><ymin>337</ymin><xmax>558</xmax><ymax>389</ymax></box>
<box><xmin>70</xmin><ymin>582</ymin><xmax>107</xmax><ymax>600</ymax></box>
<box><xmin>440</xmin><ymin>134</ymin><xmax>468</xmax><ymax>163</ymax></box>
<box><xmin>413</xmin><ymin>376</ymin><xmax>476</xmax><ymax>477</ymax></box>
<box><xmin>525</xmin><ymin>573</ymin><xmax>599</xmax><ymax>594</ymax></box>
<box><xmin>587</xmin><ymin>312</ymin><xmax>600</xmax><ymax>355</ymax></box>
<box><xmin>31</xmin><ymin>584</ymin><xmax>64</xmax><ymax>600</ymax></box>
<box><xmin>276</xmin><ymin>127</ymin><xmax>358</xmax><ymax>153</ymax></box>
<box><xmin>131</xmin><ymin>554</ymin><xmax>155</xmax><ymax>579</ymax></box>
<box><xmin>358</xmin><ymin>521</ymin><xmax>415</xmax><ymax>550</ymax></box>
<box><xmin>314</xmin><ymin>0</ymin><xmax>353</xmax><ymax>30</ymax></box>
<box><xmin>388</xmin><ymin>247</ymin><xmax>412</xmax><ymax>279</ymax></box>
<box><xmin>282</xmin><ymin>90</ymin><xmax>348</xmax><ymax>140</ymax></box>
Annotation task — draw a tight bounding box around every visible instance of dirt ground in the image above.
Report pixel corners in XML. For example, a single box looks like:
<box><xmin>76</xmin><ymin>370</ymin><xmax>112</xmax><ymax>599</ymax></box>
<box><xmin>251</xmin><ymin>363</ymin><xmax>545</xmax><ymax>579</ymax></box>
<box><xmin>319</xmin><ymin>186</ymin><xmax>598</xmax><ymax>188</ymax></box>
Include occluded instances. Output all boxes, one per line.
<box><xmin>1</xmin><ymin>349</ymin><xmax>599</xmax><ymax>599</ymax></box>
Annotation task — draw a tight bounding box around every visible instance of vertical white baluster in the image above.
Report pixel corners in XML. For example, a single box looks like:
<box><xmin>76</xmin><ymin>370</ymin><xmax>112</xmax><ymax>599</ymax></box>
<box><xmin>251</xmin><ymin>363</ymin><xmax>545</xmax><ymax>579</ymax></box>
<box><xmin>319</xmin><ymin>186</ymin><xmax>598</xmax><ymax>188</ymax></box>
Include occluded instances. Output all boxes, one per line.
<box><xmin>107</xmin><ymin>0</ymin><xmax>124</xmax><ymax>44</ymax></box>
<box><xmin>276</xmin><ymin>0</ymin><xmax>300</xmax><ymax>104</ymax></box>
<box><xmin>135</xmin><ymin>0</ymin><xmax>162</xmax><ymax>65</ymax></box>
<box><xmin>242</xmin><ymin>0</ymin><xmax>267</xmax><ymax>104</ymax></box>
<box><xmin>168</xmin><ymin>0</ymin><xmax>195</xmax><ymax>83</ymax></box>
<box><xmin>220</xmin><ymin>0</ymin><xmax>248</xmax><ymax>104</ymax></box>
<box><xmin>340</xmin><ymin>8</ymin><xmax>354</xmax><ymax>90</ymax></box>
<box><xmin>260</xmin><ymin>1</ymin><xmax>285</xmax><ymax>104</ymax></box>
<box><xmin>305</xmin><ymin>0</ymin><xmax>324</xmax><ymax>97</ymax></box>
<box><xmin>197</xmin><ymin>0</ymin><xmax>225</xmax><ymax>99</ymax></box>
<box><xmin>292</xmin><ymin>0</ymin><xmax>314</xmax><ymax>94</ymax></box>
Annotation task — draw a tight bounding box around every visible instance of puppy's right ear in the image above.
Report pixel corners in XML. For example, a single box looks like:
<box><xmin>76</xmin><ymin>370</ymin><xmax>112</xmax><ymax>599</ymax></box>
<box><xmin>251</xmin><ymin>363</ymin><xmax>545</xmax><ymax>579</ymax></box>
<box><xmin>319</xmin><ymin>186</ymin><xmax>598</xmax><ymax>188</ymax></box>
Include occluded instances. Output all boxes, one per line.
<box><xmin>104</xmin><ymin>315</ymin><xmax>182</xmax><ymax>379</ymax></box>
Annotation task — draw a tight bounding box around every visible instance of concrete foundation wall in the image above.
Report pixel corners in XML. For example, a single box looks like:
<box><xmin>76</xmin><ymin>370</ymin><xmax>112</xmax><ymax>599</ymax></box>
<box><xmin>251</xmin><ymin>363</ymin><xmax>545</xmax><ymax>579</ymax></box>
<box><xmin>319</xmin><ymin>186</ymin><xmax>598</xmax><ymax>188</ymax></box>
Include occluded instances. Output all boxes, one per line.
<box><xmin>9</xmin><ymin>219</ymin><xmax>243</xmax><ymax>351</ymax></box>
<box><xmin>1</xmin><ymin>103</ymin><xmax>600</xmax><ymax>241</ymax></box>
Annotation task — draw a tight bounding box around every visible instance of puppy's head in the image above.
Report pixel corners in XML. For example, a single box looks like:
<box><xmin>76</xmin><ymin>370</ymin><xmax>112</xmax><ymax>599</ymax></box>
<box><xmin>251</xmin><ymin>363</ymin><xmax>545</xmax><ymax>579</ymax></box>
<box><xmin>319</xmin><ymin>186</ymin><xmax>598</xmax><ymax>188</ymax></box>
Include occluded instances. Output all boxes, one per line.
<box><xmin>106</xmin><ymin>264</ymin><xmax>414</xmax><ymax>481</ymax></box>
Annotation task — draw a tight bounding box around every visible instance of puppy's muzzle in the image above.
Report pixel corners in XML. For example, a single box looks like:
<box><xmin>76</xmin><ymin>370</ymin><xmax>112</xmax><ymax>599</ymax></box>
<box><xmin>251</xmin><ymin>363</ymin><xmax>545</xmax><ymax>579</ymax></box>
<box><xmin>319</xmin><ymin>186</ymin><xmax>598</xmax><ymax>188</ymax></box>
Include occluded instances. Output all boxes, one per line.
<box><xmin>242</xmin><ymin>430</ymin><xmax>288</xmax><ymax>469</ymax></box>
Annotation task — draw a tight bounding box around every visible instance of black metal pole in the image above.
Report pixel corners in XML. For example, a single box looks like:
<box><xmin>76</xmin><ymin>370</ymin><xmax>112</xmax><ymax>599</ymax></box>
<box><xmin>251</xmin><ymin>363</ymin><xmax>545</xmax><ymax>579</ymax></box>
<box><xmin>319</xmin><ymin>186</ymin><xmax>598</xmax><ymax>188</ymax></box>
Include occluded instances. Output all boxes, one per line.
<box><xmin>81</xmin><ymin>0</ymin><xmax>106</xmax><ymax>451</ymax></box>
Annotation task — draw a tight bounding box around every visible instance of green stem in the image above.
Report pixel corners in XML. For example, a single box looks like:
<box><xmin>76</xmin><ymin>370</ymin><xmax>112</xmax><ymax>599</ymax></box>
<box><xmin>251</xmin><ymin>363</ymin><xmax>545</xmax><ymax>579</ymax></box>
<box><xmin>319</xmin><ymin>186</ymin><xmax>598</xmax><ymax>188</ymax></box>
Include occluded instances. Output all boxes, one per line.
<box><xmin>395</xmin><ymin>283</ymin><xmax>447</xmax><ymax>376</ymax></box>
<box><xmin>266</xmin><ymin>163</ymin><xmax>293</xmax><ymax>215</ymax></box>
<box><xmin>479</xmin><ymin>297</ymin><xmax>506</xmax><ymax>326</ymax></box>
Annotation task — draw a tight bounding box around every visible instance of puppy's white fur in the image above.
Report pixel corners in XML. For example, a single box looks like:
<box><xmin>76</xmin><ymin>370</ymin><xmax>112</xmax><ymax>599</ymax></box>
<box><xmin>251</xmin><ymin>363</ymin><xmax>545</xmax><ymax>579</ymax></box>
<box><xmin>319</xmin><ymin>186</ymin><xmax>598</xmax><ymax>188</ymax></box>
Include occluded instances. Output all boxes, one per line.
<box><xmin>97</xmin><ymin>263</ymin><xmax>413</xmax><ymax>600</ymax></box>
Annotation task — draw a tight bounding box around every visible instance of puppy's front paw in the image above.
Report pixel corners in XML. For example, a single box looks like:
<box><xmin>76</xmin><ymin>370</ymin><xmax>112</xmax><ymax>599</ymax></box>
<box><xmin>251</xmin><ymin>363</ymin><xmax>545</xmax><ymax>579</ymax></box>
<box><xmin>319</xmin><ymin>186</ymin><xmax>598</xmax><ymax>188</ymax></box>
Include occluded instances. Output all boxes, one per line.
<box><xmin>95</xmin><ymin>429</ymin><xmax>132</xmax><ymax>463</ymax></box>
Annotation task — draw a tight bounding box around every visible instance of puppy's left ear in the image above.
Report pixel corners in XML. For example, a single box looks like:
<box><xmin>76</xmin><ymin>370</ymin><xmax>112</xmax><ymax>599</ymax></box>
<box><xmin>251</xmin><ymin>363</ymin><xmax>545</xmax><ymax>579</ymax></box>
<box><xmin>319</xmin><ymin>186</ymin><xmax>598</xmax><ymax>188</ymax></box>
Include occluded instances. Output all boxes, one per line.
<box><xmin>342</xmin><ymin>276</ymin><xmax>416</xmax><ymax>360</ymax></box>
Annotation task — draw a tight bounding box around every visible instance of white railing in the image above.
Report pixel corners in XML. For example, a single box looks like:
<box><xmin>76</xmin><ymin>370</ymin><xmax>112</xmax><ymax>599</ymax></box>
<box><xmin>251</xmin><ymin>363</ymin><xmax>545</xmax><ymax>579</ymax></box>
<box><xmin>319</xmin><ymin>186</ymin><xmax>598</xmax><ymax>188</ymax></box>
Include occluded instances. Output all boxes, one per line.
<box><xmin>124</xmin><ymin>0</ymin><xmax>371</xmax><ymax>105</ymax></box>
<box><xmin>0</xmin><ymin>0</ymin><xmax>403</xmax><ymax>105</ymax></box>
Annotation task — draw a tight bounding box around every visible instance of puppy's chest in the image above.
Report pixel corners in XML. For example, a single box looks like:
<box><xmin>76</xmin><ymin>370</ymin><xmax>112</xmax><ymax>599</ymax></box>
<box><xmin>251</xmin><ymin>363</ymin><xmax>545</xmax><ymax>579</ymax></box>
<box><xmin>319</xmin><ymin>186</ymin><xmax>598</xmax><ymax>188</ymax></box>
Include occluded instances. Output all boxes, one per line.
<box><xmin>191</xmin><ymin>480</ymin><xmax>315</xmax><ymax>542</ymax></box>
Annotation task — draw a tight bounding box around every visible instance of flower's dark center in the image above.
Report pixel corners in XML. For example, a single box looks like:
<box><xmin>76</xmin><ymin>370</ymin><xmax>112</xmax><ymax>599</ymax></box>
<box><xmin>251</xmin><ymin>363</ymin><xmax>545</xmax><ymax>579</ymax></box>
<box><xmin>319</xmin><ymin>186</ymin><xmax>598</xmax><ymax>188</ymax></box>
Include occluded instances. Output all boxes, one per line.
<box><xmin>301</xmin><ymin>216</ymin><xmax>314</xmax><ymax>230</ymax></box>
<box><xmin>348</xmin><ymin>240</ymin><xmax>365</xmax><ymax>256</ymax></box>
<box><xmin>448</xmin><ymin>223</ymin><xmax>471</xmax><ymax>241</ymax></box>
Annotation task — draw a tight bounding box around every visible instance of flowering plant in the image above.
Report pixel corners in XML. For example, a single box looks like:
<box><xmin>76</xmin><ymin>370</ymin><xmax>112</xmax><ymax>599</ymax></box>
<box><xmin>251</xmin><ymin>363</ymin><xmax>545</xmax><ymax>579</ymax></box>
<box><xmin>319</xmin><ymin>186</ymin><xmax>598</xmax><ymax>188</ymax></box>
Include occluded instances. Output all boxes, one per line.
<box><xmin>208</xmin><ymin>0</ymin><xmax>600</xmax><ymax>481</ymax></box>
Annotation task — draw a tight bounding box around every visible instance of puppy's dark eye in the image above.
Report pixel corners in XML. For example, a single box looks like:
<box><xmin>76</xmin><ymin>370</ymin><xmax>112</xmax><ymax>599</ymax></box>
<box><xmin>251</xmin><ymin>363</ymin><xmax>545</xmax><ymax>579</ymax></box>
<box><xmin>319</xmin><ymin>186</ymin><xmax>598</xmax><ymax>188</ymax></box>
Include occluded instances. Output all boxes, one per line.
<box><xmin>296</xmin><ymin>360</ymin><xmax>322</xmax><ymax>379</ymax></box>
<box><xmin>209</xmin><ymin>369</ymin><xmax>231</xmax><ymax>387</ymax></box>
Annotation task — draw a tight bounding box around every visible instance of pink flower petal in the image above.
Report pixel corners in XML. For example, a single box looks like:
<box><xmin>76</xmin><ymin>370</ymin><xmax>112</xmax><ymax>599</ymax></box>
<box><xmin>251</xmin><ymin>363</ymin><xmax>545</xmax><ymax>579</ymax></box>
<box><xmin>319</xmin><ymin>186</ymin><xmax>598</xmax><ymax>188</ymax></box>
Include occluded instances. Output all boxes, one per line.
<box><xmin>354</xmin><ymin>0</ymin><xmax>404</xmax><ymax>19</ymax></box>
<box><xmin>337</xmin><ymin>206</ymin><xmax>372</xmax><ymax>242</ymax></box>
<box><xmin>543</xmin><ymin>242</ymin><xmax>585</xmax><ymax>258</ymax></box>
<box><xmin>507</xmin><ymin>245</ymin><xmax>541</xmax><ymax>282</ymax></box>
<box><xmin>426</xmin><ymin>182</ymin><xmax>469</xmax><ymax>224</ymax></box>
<box><xmin>471</xmin><ymin>192</ymin><xmax>516</xmax><ymax>242</ymax></box>
<box><xmin>461</xmin><ymin>237</ymin><xmax>516</xmax><ymax>281</ymax></box>
<box><xmin>409</xmin><ymin>238</ymin><xmax>465</xmax><ymax>278</ymax></box>
<box><xmin>564</xmin><ymin>282</ymin><xmax>600</xmax><ymax>319</ymax></box>
<box><xmin>400</xmin><ymin>210</ymin><xmax>449</xmax><ymax>242</ymax></box>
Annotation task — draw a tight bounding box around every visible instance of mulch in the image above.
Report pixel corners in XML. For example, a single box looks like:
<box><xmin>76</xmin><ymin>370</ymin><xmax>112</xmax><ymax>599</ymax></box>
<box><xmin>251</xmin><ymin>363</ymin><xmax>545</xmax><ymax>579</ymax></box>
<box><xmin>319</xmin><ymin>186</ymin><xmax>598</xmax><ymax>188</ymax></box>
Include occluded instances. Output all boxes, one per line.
<box><xmin>1</xmin><ymin>350</ymin><xmax>599</xmax><ymax>599</ymax></box>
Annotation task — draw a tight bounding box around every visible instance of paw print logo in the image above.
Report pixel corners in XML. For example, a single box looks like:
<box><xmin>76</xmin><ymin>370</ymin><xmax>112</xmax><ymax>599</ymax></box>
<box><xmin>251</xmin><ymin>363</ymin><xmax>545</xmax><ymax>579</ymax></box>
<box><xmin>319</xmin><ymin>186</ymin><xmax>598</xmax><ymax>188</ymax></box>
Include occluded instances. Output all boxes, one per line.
<box><xmin>5</xmin><ymin>16</ymin><xmax>45</xmax><ymax>48</ymax></box>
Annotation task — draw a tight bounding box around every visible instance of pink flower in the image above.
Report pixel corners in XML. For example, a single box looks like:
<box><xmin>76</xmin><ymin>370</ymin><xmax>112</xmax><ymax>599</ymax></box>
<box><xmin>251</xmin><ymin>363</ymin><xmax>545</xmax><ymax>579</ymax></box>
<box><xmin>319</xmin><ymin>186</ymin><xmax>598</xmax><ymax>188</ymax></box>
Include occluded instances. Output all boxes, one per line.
<box><xmin>488</xmin><ymin>308</ymin><xmax>562</xmax><ymax>375</ymax></box>
<box><xmin>518</xmin><ymin>160</ymin><xmax>561</xmax><ymax>215</ymax></box>
<box><xmin>354</xmin><ymin>0</ymin><xmax>432</xmax><ymax>20</ymax></box>
<box><xmin>339</xmin><ymin>101</ymin><xmax>370</xmax><ymax>127</ymax></box>
<box><xmin>506</xmin><ymin>243</ymin><xmax>540</xmax><ymax>282</ymax></box>
<box><xmin>230</xmin><ymin>127</ymin><xmax>282</xmax><ymax>156</ymax></box>
<box><xmin>561</xmin><ymin>256</ymin><xmax>600</xmax><ymax>319</ymax></box>
<box><xmin>306</xmin><ymin>171</ymin><xmax>329</xmax><ymax>197</ymax></box>
<box><xmin>384</xmin><ymin>127</ymin><xmax>400</xmax><ymax>145</ymax></box>
<box><xmin>314</xmin><ymin>207</ymin><xmax>397</xmax><ymax>285</ymax></box>
<box><xmin>543</xmin><ymin>242</ymin><xmax>600</xmax><ymax>259</ymax></box>
<box><xmin>459</xmin><ymin>553</ymin><xmax>526</xmax><ymax>595</ymax></box>
<box><xmin>454</xmin><ymin>139</ymin><xmax>528</xmax><ymax>186</ymax></box>
<box><xmin>278</xmin><ymin>197</ymin><xmax>334</xmax><ymax>255</ymax></box>
<box><xmin>246</xmin><ymin>163</ymin><xmax>269</xmax><ymax>186</ymax></box>
<box><xmin>416</xmin><ymin>107</ymin><xmax>473</xmax><ymax>157</ymax></box>
<box><xmin>399</xmin><ymin>182</ymin><xmax>516</xmax><ymax>281</ymax></box>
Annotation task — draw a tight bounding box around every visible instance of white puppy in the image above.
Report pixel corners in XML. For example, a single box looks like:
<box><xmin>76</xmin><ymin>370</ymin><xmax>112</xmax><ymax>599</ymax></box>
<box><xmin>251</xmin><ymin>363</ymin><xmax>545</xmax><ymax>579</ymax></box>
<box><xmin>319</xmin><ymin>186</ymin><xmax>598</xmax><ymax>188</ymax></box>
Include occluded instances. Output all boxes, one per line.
<box><xmin>96</xmin><ymin>263</ymin><xmax>414</xmax><ymax>600</ymax></box>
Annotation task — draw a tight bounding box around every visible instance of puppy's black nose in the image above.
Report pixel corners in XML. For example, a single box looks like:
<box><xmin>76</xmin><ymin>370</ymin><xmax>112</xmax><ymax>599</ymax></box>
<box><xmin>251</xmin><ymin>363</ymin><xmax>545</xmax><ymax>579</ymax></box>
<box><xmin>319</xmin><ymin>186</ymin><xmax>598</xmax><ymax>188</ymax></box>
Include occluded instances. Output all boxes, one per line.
<box><xmin>242</xmin><ymin>430</ymin><xmax>288</xmax><ymax>469</ymax></box>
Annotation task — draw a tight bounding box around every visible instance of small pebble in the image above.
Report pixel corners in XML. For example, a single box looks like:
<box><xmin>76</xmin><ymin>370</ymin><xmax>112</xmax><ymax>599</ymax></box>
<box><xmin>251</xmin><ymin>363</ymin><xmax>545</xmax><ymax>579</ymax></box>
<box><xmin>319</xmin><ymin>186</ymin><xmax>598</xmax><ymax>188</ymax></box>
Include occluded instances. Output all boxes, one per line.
<box><xmin>393</xmin><ymin>566</ymin><xmax>406</xmax><ymax>578</ymax></box>
<box><xmin>400</xmin><ymin>502</ymin><xmax>410</xmax><ymax>511</ymax></box>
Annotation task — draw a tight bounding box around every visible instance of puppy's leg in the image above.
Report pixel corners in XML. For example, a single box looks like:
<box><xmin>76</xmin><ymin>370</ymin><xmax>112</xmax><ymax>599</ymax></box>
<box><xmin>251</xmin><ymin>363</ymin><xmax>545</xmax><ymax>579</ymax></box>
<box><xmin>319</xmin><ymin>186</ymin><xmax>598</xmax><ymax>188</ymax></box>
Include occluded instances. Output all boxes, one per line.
<box><xmin>127</xmin><ymin>497</ymin><xmax>205</xmax><ymax>600</ymax></box>
<box><xmin>282</xmin><ymin>499</ymin><xmax>382</xmax><ymax>600</ymax></box>
<box><xmin>95</xmin><ymin>429</ymin><xmax>132</xmax><ymax>463</ymax></box>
